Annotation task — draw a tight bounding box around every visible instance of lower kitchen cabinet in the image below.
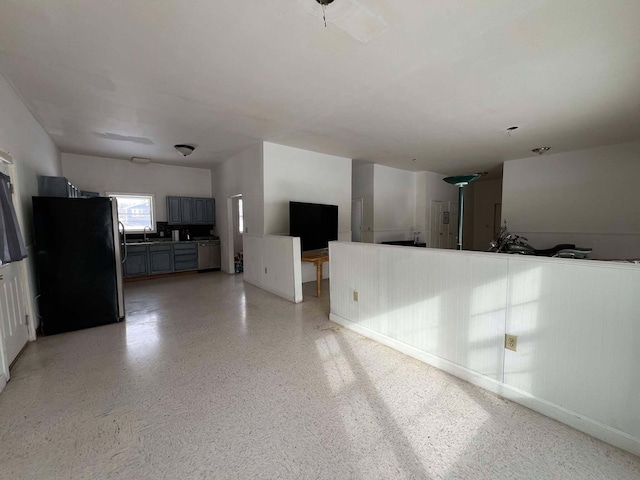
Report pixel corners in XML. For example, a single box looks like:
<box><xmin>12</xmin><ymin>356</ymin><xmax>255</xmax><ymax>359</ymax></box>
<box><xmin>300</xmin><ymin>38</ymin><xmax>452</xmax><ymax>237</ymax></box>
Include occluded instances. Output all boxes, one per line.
<box><xmin>149</xmin><ymin>244</ymin><xmax>174</xmax><ymax>274</ymax></box>
<box><xmin>174</xmin><ymin>243</ymin><xmax>198</xmax><ymax>271</ymax></box>
<box><xmin>124</xmin><ymin>246</ymin><xmax>149</xmax><ymax>277</ymax></box>
<box><xmin>125</xmin><ymin>242</ymin><xmax>200</xmax><ymax>278</ymax></box>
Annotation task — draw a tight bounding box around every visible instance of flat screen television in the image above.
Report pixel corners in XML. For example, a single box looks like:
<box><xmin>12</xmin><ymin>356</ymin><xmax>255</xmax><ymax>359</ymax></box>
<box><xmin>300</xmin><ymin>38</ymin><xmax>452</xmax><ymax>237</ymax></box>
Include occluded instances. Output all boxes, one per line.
<box><xmin>289</xmin><ymin>201</ymin><xmax>338</xmax><ymax>252</ymax></box>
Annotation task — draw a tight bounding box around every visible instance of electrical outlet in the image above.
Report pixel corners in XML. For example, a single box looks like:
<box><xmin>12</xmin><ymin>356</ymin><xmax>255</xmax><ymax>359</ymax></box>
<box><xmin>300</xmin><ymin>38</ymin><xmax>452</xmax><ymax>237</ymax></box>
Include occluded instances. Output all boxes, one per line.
<box><xmin>505</xmin><ymin>334</ymin><xmax>518</xmax><ymax>352</ymax></box>
<box><xmin>353</xmin><ymin>291</ymin><xmax>359</xmax><ymax>302</ymax></box>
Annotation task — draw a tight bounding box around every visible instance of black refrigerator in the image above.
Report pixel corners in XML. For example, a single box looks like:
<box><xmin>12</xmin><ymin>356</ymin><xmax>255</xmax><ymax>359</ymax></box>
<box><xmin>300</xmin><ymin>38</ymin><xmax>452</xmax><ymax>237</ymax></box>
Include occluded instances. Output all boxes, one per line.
<box><xmin>33</xmin><ymin>196</ymin><xmax>125</xmax><ymax>335</ymax></box>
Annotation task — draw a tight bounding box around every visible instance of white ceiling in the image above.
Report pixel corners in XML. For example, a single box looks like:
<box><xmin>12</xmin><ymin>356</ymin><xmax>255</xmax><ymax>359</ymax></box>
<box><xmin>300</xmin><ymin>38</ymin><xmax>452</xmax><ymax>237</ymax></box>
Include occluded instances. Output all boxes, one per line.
<box><xmin>1</xmin><ymin>0</ymin><xmax>639</xmax><ymax>174</ymax></box>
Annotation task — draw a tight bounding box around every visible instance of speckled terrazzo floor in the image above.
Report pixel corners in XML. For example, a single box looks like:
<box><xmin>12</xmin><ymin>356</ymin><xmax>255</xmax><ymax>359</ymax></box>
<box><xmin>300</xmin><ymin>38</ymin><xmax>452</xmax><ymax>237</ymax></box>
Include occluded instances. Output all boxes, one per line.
<box><xmin>1</xmin><ymin>272</ymin><xmax>639</xmax><ymax>480</ymax></box>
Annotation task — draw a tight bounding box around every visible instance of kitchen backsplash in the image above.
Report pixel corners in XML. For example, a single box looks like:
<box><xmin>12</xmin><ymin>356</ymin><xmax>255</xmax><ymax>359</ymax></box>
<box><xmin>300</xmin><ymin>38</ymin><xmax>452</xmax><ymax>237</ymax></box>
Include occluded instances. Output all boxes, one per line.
<box><xmin>127</xmin><ymin>222</ymin><xmax>214</xmax><ymax>241</ymax></box>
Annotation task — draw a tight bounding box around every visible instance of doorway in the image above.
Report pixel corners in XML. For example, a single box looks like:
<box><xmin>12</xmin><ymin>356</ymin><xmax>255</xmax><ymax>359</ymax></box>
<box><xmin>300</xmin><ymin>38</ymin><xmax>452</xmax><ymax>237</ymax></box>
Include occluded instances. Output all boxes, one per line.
<box><xmin>226</xmin><ymin>194</ymin><xmax>243</xmax><ymax>274</ymax></box>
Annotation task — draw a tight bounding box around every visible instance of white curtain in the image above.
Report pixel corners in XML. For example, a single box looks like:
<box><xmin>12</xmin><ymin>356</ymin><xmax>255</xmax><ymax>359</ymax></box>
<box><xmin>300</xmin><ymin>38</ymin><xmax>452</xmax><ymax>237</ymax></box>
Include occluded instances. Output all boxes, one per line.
<box><xmin>0</xmin><ymin>172</ymin><xmax>27</xmax><ymax>264</ymax></box>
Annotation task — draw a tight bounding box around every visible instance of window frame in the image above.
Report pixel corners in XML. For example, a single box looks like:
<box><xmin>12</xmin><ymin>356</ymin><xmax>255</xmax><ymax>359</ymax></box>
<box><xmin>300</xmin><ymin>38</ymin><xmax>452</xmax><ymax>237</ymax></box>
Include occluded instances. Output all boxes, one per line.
<box><xmin>107</xmin><ymin>192</ymin><xmax>156</xmax><ymax>234</ymax></box>
<box><xmin>237</xmin><ymin>197</ymin><xmax>244</xmax><ymax>234</ymax></box>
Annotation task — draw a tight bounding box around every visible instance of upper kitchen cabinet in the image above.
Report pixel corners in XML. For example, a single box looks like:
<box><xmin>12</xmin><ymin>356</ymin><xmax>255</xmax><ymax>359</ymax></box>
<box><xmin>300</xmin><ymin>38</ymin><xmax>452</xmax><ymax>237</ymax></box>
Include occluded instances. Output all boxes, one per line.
<box><xmin>167</xmin><ymin>196</ymin><xmax>215</xmax><ymax>225</ymax></box>
<box><xmin>193</xmin><ymin>198</ymin><xmax>215</xmax><ymax>224</ymax></box>
<box><xmin>38</xmin><ymin>176</ymin><xmax>81</xmax><ymax>198</ymax></box>
<box><xmin>167</xmin><ymin>197</ymin><xmax>181</xmax><ymax>224</ymax></box>
<box><xmin>180</xmin><ymin>197</ymin><xmax>193</xmax><ymax>224</ymax></box>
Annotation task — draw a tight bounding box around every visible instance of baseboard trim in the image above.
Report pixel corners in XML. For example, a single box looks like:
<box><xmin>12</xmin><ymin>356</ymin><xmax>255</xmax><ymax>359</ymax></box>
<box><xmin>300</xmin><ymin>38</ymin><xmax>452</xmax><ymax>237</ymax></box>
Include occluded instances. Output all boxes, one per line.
<box><xmin>329</xmin><ymin>313</ymin><xmax>640</xmax><ymax>457</ymax></box>
<box><xmin>244</xmin><ymin>278</ymin><xmax>297</xmax><ymax>303</ymax></box>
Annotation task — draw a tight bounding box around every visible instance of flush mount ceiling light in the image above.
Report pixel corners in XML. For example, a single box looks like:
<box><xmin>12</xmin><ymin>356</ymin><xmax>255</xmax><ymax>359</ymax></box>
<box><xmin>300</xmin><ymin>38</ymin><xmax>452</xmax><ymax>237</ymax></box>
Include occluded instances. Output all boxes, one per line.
<box><xmin>0</xmin><ymin>150</ymin><xmax>14</xmax><ymax>165</ymax></box>
<box><xmin>301</xmin><ymin>0</ymin><xmax>388</xmax><ymax>43</ymax></box>
<box><xmin>175</xmin><ymin>144</ymin><xmax>195</xmax><ymax>156</ymax></box>
<box><xmin>131</xmin><ymin>157</ymin><xmax>151</xmax><ymax>165</ymax></box>
<box><xmin>532</xmin><ymin>147</ymin><xmax>551</xmax><ymax>155</ymax></box>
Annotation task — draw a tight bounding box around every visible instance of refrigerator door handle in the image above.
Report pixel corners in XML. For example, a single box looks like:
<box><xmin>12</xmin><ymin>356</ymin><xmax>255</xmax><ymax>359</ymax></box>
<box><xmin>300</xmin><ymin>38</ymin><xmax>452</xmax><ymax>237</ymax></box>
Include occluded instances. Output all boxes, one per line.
<box><xmin>119</xmin><ymin>221</ymin><xmax>127</xmax><ymax>263</ymax></box>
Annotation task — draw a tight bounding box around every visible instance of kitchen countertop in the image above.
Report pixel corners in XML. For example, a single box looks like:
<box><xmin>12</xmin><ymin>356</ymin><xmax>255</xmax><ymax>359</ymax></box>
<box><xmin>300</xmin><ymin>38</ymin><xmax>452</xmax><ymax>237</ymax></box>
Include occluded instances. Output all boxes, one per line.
<box><xmin>125</xmin><ymin>239</ymin><xmax>220</xmax><ymax>246</ymax></box>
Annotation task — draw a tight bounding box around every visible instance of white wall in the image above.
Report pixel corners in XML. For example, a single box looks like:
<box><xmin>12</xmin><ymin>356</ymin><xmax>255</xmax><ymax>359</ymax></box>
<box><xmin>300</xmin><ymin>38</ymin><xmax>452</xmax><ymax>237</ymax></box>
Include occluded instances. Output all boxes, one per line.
<box><xmin>212</xmin><ymin>143</ymin><xmax>264</xmax><ymax>274</ymax></box>
<box><xmin>61</xmin><ymin>153</ymin><xmax>213</xmax><ymax>223</ymax></box>
<box><xmin>472</xmin><ymin>179</ymin><xmax>502</xmax><ymax>251</ymax></box>
<box><xmin>263</xmin><ymin>142</ymin><xmax>351</xmax><ymax>283</ymax></box>
<box><xmin>330</xmin><ymin>242</ymin><xmax>640</xmax><ymax>457</ymax></box>
<box><xmin>503</xmin><ymin>141</ymin><xmax>640</xmax><ymax>259</ymax></box>
<box><xmin>0</xmin><ymin>74</ymin><xmax>61</xmax><ymax>343</ymax></box>
<box><xmin>371</xmin><ymin>164</ymin><xmax>416</xmax><ymax>243</ymax></box>
<box><xmin>415</xmin><ymin>170</ymin><xmax>458</xmax><ymax>246</ymax></box>
<box><xmin>352</xmin><ymin>163</ymin><xmax>374</xmax><ymax>243</ymax></box>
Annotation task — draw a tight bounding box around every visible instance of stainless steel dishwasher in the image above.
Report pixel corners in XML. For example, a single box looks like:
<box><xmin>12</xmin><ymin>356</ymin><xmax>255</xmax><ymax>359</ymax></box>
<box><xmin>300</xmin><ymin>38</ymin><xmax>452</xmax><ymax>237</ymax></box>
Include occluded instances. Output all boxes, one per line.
<box><xmin>197</xmin><ymin>241</ymin><xmax>221</xmax><ymax>270</ymax></box>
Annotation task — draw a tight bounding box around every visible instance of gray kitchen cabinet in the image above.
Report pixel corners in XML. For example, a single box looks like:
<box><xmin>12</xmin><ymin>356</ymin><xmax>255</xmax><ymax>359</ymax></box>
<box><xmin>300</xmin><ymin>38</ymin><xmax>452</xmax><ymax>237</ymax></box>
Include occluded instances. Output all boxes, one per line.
<box><xmin>167</xmin><ymin>197</ymin><xmax>182</xmax><ymax>225</ymax></box>
<box><xmin>38</xmin><ymin>176</ymin><xmax>81</xmax><ymax>198</ymax></box>
<box><xmin>204</xmin><ymin>198</ymin><xmax>215</xmax><ymax>225</ymax></box>
<box><xmin>193</xmin><ymin>198</ymin><xmax>206</xmax><ymax>224</ymax></box>
<box><xmin>173</xmin><ymin>242</ymin><xmax>198</xmax><ymax>271</ymax></box>
<box><xmin>180</xmin><ymin>197</ymin><xmax>193</xmax><ymax>224</ymax></box>
<box><xmin>166</xmin><ymin>196</ymin><xmax>215</xmax><ymax>225</ymax></box>
<box><xmin>124</xmin><ymin>245</ymin><xmax>149</xmax><ymax>277</ymax></box>
<box><xmin>149</xmin><ymin>244</ymin><xmax>174</xmax><ymax>274</ymax></box>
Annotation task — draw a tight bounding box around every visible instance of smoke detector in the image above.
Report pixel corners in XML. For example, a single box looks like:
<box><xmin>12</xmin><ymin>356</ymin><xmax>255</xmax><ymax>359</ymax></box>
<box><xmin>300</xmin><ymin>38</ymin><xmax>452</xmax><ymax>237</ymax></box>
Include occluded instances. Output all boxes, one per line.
<box><xmin>175</xmin><ymin>144</ymin><xmax>195</xmax><ymax>156</ymax></box>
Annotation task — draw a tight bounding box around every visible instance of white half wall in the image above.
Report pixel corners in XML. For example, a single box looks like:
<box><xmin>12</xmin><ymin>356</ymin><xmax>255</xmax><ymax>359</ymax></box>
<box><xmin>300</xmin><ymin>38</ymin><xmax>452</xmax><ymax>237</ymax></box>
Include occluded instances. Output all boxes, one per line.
<box><xmin>243</xmin><ymin>235</ymin><xmax>302</xmax><ymax>303</ymax></box>
<box><xmin>330</xmin><ymin>242</ymin><xmax>640</xmax><ymax>456</ymax></box>
<box><xmin>263</xmin><ymin>142</ymin><xmax>351</xmax><ymax>283</ymax></box>
<box><xmin>502</xmin><ymin>141</ymin><xmax>640</xmax><ymax>259</ymax></box>
<box><xmin>61</xmin><ymin>153</ymin><xmax>213</xmax><ymax>222</ymax></box>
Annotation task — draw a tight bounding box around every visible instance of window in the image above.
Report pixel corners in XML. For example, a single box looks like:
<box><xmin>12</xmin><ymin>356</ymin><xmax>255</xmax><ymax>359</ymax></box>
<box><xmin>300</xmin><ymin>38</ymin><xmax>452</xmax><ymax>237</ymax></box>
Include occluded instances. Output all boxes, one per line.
<box><xmin>238</xmin><ymin>197</ymin><xmax>244</xmax><ymax>234</ymax></box>
<box><xmin>107</xmin><ymin>193</ymin><xmax>155</xmax><ymax>233</ymax></box>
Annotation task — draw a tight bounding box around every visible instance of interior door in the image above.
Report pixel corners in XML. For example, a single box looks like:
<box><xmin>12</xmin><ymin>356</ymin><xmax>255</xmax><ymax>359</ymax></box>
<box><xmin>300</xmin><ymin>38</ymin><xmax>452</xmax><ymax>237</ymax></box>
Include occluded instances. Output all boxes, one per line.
<box><xmin>429</xmin><ymin>200</ymin><xmax>443</xmax><ymax>248</ymax></box>
<box><xmin>0</xmin><ymin>259</ymin><xmax>29</xmax><ymax>368</ymax></box>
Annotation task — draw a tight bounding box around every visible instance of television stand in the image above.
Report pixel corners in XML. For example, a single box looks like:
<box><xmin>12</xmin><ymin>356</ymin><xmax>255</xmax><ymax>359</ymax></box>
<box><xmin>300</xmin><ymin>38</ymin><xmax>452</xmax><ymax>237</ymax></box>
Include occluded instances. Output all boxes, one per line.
<box><xmin>301</xmin><ymin>249</ymin><xmax>329</xmax><ymax>297</ymax></box>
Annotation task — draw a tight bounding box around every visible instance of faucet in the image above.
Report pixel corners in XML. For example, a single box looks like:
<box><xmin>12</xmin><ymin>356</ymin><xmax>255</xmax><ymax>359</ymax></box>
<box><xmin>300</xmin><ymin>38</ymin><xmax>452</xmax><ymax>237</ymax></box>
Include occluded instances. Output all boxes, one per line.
<box><xmin>143</xmin><ymin>226</ymin><xmax>152</xmax><ymax>242</ymax></box>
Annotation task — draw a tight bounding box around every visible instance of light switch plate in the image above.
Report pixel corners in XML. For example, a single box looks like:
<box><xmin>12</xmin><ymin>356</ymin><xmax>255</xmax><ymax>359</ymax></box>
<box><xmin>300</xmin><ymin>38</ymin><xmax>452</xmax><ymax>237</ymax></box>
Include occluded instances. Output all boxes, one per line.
<box><xmin>353</xmin><ymin>291</ymin><xmax>359</xmax><ymax>302</ymax></box>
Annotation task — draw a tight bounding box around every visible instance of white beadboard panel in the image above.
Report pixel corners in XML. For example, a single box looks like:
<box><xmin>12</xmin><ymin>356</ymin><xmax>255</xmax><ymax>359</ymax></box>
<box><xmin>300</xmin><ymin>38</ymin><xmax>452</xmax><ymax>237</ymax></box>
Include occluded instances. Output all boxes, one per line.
<box><xmin>243</xmin><ymin>235</ymin><xmax>302</xmax><ymax>303</ymax></box>
<box><xmin>329</xmin><ymin>242</ymin><xmax>640</xmax><ymax>456</ymax></box>
<box><xmin>242</xmin><ymin>234</ymin><xmax>264</xmax><ymax>288</ymax></box>
<box><xmin>329</xmin><ymin>242</ymin><xmax>380</xmax><ymax>331</ymax></box>
<box><xmin>330</xmin><ymin>242</ymin><xmax>508</xmax><ymax>379</ymax></box>
<box><xmin>504</xmin><ymin>257</ymin><xmax>640</xmax><ymax>440</ymax></box>
<box><xmin>379</xmin><ymin>248</ymin><xmax>508</xmax><ymax>379</ymax></box>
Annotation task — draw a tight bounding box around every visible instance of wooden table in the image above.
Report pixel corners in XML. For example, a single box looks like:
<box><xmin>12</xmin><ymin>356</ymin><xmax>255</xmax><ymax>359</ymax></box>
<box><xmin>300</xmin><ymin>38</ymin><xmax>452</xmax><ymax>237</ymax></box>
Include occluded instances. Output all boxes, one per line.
<box><xmin>301</xmin><ymin>250</ymin><xmax>330</xmax><ymax>297</ymax></box>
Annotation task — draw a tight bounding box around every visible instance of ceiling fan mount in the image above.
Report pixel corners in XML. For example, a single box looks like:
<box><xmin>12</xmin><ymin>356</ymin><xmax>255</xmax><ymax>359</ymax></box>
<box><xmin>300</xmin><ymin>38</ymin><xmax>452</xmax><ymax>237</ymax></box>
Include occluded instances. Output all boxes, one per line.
<box><xmin>316</xmin><ymin>0</ymin><xmax>335</xmax><ymax>4</ymax></box>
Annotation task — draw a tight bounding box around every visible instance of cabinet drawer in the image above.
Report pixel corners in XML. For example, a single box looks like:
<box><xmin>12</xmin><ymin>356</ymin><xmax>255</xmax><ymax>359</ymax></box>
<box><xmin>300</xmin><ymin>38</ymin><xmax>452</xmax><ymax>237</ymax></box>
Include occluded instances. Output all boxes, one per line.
<box><xmin>149</xmin><ymin>244</ymin><xmax>173</xmax><ymax>252</ymax></box>
<box><xmin>173</xmin><ymin>243</ymin><xmax>197</xmax><ymax>252</ymax></box>
<box><xmin>127</xmin><ymin>245</ymin><xmax>148</xmax><ymax>254</ymax></box>
<box><xmin>174</xmin><ymin>259</ymin><xmax>198</xmax><ymax>271</ymax></box>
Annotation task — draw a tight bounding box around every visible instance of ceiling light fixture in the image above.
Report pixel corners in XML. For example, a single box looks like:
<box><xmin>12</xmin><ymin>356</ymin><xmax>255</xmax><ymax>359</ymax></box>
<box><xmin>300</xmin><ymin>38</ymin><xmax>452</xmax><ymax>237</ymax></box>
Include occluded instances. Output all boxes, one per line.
<box><xmin>316</xmin><ymin>0</ymin><xmax>335</xmax><ymax>27</ymax></box>
<box><xmin>443</xmin><ymin>173</ymin><xmax>483</xmax><ymax>250</ymax></box>
<box><xmin>506</xmin><ymin>126</ymin><xmax>518</xmax><ymax>137</ymax></box>
<box><xmin>532</xmin><ymin>147</ymin><xmax>551</xmax><ymax>155</ymax></box>
<box><xmin>0</xmin><ymin>150</ymin><xmax>14</xmax><ymax>165</ymax></box>
<box><xmin>175</xmin><ymin>144</ymin><xmax>195</xmax><ymax>156</ymax></box>
<box><xmin>131</xmin><ymin>157</ymin><xmax>151</xmax><ymax>165</ymax></box>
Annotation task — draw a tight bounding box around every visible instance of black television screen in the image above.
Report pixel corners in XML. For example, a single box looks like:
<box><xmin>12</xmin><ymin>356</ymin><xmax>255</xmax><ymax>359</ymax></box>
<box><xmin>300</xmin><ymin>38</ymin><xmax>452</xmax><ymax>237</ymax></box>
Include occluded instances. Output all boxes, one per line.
<box><xmin>289</xmin><ymin>201</ymin><xmax>338</xmax><ymax>252</ymax></box>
